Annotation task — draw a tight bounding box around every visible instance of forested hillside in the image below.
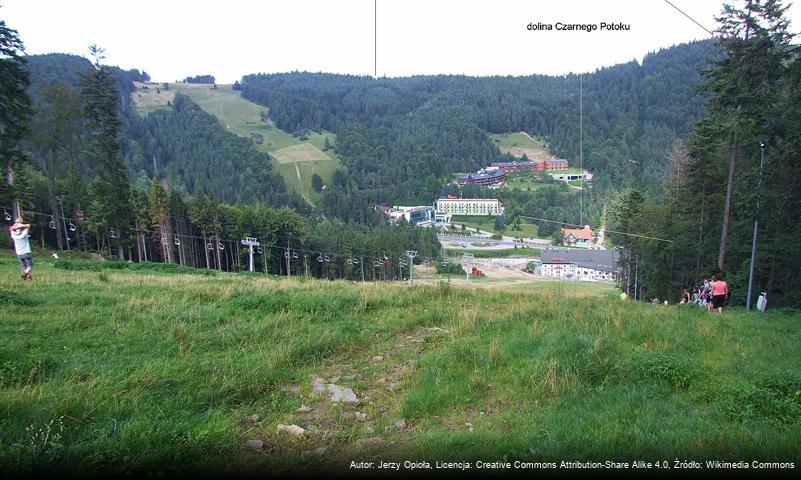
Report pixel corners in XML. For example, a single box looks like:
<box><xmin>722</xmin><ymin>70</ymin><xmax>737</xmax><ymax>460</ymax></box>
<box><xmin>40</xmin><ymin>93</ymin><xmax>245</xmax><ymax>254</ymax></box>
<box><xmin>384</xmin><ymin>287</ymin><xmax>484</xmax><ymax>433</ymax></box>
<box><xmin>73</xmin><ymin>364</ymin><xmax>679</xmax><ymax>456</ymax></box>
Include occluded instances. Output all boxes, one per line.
<box><xmin>124</xmin><ymin>94</ymin><xmax>294</xmax><ymax>206</ymax></box>
<box><xmin>241</xmin><ymin>40</ymin><xmax>716</xmax><ymax>201</ymax></box>
<box><xmin>23</xmin><ymin>54</ymin><xmax>298</xmax><ymax>208</ymax></box>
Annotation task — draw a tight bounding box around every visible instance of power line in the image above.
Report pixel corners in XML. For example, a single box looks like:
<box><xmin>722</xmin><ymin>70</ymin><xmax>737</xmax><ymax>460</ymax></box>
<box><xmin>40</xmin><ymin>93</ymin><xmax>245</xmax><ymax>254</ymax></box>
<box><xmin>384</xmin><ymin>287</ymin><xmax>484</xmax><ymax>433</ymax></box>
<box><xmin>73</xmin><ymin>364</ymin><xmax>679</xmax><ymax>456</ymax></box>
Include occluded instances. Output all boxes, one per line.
<box><xmin>662</xmin><ymin>0</ymin><xmax>714</xmax><ymax>36</ymax></box>
<box><xmin>2</xmin><ymin>205</ymin><xmax>430</xmax><ymax>263</ymax></box>
<box><xmin>518</xmin><ymin>215</ymin><xmax>673</xmax><ymax>243</ymax></box>
<box><xmin>579</xmin><ymin>73</ymin><xmax>583</xmax><ymax>225</ymax></box>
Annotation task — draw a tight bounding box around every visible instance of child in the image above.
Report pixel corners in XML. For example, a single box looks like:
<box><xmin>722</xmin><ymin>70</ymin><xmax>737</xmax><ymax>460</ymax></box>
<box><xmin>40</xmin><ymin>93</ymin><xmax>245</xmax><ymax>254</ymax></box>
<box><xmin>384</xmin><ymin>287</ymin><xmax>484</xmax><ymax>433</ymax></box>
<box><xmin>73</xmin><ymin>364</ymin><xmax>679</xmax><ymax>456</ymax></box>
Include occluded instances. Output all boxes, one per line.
<box><xmin>10</xmin><ymin>219</ymin><xmax>33</xmax><ymax>280</ymax></box>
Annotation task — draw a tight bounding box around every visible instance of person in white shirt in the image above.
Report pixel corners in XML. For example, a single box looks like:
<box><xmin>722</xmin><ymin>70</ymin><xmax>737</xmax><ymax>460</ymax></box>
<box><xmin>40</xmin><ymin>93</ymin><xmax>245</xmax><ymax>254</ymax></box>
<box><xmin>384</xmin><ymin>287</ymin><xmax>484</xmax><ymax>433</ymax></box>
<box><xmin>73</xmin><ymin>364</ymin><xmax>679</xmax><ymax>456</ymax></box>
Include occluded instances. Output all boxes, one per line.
<box><xmin>10</xmin><ymin>218</ymin><xmax>33</xmax><ymax>280</ymax></box>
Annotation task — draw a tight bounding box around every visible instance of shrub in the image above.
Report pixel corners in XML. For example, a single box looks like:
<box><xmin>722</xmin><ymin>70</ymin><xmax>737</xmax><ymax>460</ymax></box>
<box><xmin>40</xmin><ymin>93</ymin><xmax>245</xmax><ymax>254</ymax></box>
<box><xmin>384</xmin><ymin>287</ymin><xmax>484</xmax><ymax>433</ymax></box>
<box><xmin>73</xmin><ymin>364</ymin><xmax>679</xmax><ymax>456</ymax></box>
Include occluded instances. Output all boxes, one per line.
<box><xmin>436</xmin><ymin>262</ymin><xmax>463</xmax><ymax>275</ymax></box>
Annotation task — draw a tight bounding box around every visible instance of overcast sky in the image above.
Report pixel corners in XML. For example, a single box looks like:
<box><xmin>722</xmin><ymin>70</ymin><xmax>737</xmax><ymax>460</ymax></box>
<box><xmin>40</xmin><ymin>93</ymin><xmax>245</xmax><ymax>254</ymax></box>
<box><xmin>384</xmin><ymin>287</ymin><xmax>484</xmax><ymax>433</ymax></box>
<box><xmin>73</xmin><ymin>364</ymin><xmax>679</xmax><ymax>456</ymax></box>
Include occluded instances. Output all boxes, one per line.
<box><xmin>4</xmin><ymin>0</ymin><xmax>801</xmax><ymax>83</ymax></box>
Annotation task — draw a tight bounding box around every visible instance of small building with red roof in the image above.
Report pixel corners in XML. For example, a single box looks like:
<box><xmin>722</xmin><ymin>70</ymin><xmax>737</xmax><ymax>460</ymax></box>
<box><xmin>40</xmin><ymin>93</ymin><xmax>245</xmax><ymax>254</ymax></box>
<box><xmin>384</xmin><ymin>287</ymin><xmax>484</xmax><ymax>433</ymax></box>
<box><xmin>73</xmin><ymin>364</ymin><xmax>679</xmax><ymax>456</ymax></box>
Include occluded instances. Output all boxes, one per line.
<box><xmin>561</xmin><ymin>225</ymin><xmax>594</xmax><ymax>247</ymax></box>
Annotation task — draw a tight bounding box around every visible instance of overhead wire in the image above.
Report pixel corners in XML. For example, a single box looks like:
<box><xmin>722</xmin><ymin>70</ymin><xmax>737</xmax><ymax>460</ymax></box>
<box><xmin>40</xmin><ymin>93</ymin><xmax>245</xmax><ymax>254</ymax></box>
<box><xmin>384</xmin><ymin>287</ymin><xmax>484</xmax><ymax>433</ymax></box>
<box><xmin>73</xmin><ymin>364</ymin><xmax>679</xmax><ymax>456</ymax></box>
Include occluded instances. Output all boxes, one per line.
<box><xmin>1</xmin><ymin>204</ymin><xmax>431</xmax><ymax>264</ymax></box>
<box><xmin>518</xmin><ymin>215</ymin><xmax>673</xmax><ymax>243</ymax></box>
<box><xmin>661</xmin><ymin>0</ymin><xmax>715</xmax><ymax>36</ymax></box>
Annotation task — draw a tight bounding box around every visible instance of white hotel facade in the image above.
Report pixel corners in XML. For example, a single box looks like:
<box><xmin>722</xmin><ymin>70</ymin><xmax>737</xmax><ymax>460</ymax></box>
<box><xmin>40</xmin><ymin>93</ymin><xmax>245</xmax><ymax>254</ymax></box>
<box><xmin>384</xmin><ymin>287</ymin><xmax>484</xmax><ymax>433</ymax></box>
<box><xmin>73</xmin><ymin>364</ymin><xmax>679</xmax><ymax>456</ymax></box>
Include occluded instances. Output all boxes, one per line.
<box><xmin>434</xmin><ymin>198</ymin><xmax>503</xmax><ymax>223</ymax></box>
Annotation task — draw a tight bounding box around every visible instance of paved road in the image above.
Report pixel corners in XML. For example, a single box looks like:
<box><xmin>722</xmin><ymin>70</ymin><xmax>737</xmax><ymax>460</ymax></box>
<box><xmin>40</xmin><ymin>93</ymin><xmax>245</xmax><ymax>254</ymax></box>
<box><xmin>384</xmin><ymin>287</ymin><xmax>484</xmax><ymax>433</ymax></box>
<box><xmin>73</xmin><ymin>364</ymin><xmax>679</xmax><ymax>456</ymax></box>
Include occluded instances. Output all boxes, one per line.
<box><xmin>437</xmin><ymin>234</ymin><xmax>550</xmax><ymax>250</ymax></box>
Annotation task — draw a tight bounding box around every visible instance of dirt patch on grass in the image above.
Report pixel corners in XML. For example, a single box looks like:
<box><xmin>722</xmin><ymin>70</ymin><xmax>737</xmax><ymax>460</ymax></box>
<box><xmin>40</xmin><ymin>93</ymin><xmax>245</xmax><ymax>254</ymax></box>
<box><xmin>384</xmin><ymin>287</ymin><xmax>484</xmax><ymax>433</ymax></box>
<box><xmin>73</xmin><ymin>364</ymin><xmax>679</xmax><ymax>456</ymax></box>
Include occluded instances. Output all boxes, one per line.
<box><xmin>253</xmin><ymin>326</ymin><xmax>454</xmax><ymax>457</ymax></box>
<box><xmin>132</xmin><ymin>81</ymin><xmax>176</xmax><ymax>113</ymax></box>
<box><xmin>272</xmin><ymin>143</ymin><xmax>333</xmax><ymax>164</ymax></box>
<box><xmin>500</xmin><ymin>146</ymin><xmax>551</xmax><ymax>161</ymax></box>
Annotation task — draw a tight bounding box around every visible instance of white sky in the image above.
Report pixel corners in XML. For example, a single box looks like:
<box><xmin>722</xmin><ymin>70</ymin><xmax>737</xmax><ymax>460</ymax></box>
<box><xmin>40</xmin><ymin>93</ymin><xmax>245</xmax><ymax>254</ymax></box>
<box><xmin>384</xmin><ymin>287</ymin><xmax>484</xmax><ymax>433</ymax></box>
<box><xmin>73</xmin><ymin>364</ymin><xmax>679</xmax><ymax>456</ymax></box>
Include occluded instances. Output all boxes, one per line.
<box><xmin>4</xmin><ymin>0</ymin><xmax>801</xmax><ymax>83</ymax></box>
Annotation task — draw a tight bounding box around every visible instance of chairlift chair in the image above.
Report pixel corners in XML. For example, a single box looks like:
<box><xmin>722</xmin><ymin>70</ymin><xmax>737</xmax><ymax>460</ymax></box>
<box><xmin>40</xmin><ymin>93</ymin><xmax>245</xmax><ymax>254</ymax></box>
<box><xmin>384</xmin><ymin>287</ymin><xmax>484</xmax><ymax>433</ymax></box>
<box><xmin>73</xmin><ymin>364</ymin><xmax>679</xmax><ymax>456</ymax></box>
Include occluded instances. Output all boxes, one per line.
<box><xmin>3</xmin><ymin>209</ymin><xmax>11</xmax><ymax>222</ymax></box>
<box><xmin>48</xmin><ymin>216</ymin><xmax>56</xmax><ymax>229</ymax></box>
<box><xmin>68</xmin><ymin>222</ymin><xmax>77</xmax><ymax>232</ymax></box>
<box><xmin>109</xmin><ymin>229</ymin><xmax>118</xmax><ymax>238</ymax></box>
<box><xmin>174</xmin><ymin>235</ymin><xmax>181</xmax><ymax>246</ymax></box>
<box><xmin>217</xmin><ymin>242</ymin><xmax>224</xmax><ymax>251</ymax></box>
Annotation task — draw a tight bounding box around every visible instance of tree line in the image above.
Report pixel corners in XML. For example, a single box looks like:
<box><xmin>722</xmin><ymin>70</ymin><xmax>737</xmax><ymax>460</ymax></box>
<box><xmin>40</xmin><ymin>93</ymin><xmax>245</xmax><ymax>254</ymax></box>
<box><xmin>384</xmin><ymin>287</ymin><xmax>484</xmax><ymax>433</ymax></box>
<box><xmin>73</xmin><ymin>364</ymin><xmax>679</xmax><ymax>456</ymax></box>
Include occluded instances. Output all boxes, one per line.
<box><xmin>609</xmin><ymin>0</ymin><xmax>801</xmax><ymax>308</ymax></box>
<box><xmin>0</xmin><ymin>28</ymin><xmax>438</xmax><ymax>279</ymax></box>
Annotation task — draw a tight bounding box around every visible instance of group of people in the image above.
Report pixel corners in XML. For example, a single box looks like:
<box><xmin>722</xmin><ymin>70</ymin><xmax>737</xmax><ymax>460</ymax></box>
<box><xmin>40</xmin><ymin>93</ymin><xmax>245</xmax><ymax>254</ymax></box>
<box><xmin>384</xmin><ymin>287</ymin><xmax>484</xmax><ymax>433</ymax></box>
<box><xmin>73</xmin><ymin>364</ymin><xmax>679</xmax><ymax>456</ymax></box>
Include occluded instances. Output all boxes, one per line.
<box><xmin>679</xmin><ymin>275</ymin><xmax>729</xmax><ymax>313</ymax></box>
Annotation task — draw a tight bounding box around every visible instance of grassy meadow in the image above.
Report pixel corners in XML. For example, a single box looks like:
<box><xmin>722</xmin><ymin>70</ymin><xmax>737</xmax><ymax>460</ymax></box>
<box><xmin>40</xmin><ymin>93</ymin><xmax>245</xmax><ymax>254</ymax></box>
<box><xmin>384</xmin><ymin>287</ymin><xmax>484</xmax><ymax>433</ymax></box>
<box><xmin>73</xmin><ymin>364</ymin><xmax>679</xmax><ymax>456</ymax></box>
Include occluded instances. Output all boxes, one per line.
<box><xmin>1</xmin><ymin>252</ymin><xmax>800</xmax><ymax>475</ymax></box>
<box><xmin>131</xmin><ymin>83</ymin><xmax>339</xmax><ymax>205</ymax></box>
<box><xmin>490</xmin><ymin>132</ymin><xmax>551</xmax><ymax>161</ymax></box>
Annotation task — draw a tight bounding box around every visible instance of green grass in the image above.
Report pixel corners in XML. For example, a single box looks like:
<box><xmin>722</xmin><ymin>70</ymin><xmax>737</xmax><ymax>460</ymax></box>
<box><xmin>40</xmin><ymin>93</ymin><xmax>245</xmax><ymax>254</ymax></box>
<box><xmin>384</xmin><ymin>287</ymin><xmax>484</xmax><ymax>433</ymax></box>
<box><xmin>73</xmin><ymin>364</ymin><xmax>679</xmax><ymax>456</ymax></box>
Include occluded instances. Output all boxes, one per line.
<box><xmin>567</xmin><ymin>179</ymin><xmax>592</xmax><ymax>188</ymax></box>
<box><xmin>451</xmin><ymin>215</ymin><xmax>540</xmax><ymax>239</ymax></box>
<box><xmin>1</xmin><ymin>252</ymin><xmax>800</xmax><ymax>475</ymax></box>
<box><xmin>131</xmin><ymin>83</ymin><xmax>339</xmax><ymax>204</ymax></box>
<box><xmin>503</xmin><ymin>176</ymin><xmax>550</xmax><ymax>192</ymax></box>
<box><xmin>490</xmin><ymin>132</ymin><xmax>551</xmax><ymax>161</ymax></box>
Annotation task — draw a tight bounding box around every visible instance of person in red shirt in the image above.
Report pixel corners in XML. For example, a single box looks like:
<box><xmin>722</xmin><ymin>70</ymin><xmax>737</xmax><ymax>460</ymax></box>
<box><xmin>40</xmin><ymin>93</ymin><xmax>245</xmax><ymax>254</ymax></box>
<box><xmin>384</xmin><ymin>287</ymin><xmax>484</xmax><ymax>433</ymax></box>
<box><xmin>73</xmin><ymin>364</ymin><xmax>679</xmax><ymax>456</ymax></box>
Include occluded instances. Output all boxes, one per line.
<box><xmin>710</xmin><ymin>274</ymin><xmax>728</xmax><ymax>314</ymax></box>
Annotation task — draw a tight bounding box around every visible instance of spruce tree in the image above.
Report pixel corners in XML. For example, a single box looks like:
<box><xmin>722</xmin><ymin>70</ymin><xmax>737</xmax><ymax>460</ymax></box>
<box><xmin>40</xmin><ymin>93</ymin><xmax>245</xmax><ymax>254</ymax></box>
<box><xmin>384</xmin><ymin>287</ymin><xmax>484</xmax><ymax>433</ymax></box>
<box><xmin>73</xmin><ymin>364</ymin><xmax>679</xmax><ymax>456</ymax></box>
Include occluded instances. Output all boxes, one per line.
<box><xmin>81</xmin><ymin>45</ymin><xmax>132</xmax><ymax>259</ymax></box>
<box><xmin>0</xmin><ymin>16</ymin><xmax>31</xmax><ymax>218</ymax></box>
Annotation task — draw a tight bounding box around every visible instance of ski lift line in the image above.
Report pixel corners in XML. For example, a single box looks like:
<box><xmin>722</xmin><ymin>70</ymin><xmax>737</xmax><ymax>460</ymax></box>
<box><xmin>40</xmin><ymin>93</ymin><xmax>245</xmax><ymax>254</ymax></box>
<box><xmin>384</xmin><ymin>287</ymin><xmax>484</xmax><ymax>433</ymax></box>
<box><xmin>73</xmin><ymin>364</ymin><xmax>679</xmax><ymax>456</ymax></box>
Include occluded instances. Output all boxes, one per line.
<box><xmin>2</xmin><ymin>204</ymin><xmax>427</xmax><ymax>260</ymax></box>
<box><xmin>661</xmin><ymin>0</ymin><xmax>714</xmax><ymax>36</ymax></box>
<box><xmin>518</xmin><ymin>215</ymin><xmax>673</xmax><ymax>243</ymax></box>
<box><xmin>2</xmin><ymin>205</ymin><xmax>80</xmax><ymax>224</ymax></box>
<box><xmin>0</xmin><ymin>205</ymin><xmax>394</xmax><ymax>258</ymax></box>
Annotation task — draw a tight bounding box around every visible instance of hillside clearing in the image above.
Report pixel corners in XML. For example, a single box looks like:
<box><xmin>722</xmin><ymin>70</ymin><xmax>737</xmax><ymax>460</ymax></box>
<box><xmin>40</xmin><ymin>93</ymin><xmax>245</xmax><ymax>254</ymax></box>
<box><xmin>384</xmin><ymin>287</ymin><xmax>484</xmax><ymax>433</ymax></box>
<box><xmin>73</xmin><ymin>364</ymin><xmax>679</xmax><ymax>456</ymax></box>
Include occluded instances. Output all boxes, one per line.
<box><xmin>491</xmin><ymin>132</ymin><xmax>552</xmax><ymax>161</ymax></box>
<box><xmin>130</xmin><ymin>82</ymin><xmax>339</xmax><ymax>204</ymax></box>
<box><xmin>1</xmin><ymin>254</ymin><xmax>799</xmax><ymax>475</ymax></box>
<box><xmin>272</xmin><ymin>143</ymin><xmax>333</xmax><ymax>164</ymax></box>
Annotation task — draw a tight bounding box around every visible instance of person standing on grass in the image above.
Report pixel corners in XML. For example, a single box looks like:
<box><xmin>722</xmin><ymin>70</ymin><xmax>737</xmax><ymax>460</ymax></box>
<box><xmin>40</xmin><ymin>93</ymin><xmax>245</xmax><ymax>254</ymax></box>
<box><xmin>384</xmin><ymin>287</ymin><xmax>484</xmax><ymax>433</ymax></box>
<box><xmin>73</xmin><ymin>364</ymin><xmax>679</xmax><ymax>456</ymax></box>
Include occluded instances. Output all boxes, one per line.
<box><xmin>710</xmin><ymin>274</ymin><xmax>728</xmax><ymax>314</ymax></box>
<box><xmin>10</xmin><ymin>219</ymin><xmax>33</xmax><ymax>280</ymax></box>
<box><xmin>700</xmin><ymin>278</ymin><xmax>712</xmax><ymax>311</ymax></box>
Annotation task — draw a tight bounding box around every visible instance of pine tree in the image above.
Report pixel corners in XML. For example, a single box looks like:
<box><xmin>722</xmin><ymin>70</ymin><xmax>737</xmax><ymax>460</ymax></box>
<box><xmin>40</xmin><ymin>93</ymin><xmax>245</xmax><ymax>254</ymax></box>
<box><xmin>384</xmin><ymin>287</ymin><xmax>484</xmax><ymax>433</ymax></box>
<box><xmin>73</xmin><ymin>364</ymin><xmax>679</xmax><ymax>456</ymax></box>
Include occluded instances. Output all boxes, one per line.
<box><xmin>311</xmin><ymin>173</ymin><xmax>324</xmax><ymax>192</ymax></box>
<box><xmin>29</xmin><ymin>84</ymin><xmax>81</xmax><ymax>250</ymax></box>
<box><xmin>703</xmin><ymin>0</ymin><xmax>794</xmax><ymax>270</ymax></box>
<box><xmin>81</xmin><ymin>45</ymin><xmax>133</xmax><ymax>259</ymax></box>
<box><xmin>148</xmin><ymin>179</ymin><xmax>172</xmax><ymax>263</ymax></box>
<box><xmin>0</xmin><ymin>17</ymin><xmax>31</xmax><ymax>218</ymax></box>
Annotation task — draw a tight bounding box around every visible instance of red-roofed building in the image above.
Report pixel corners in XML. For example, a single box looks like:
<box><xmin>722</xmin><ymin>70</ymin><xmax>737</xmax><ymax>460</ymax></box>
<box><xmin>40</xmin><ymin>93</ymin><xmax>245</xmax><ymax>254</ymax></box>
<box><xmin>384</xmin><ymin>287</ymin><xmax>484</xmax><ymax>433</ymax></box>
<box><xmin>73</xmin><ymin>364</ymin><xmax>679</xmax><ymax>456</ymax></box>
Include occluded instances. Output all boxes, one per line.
<box><xmin>561</xmin><ymin>225</ymin><xmax>594</xmax><ymax>247</ymax></box>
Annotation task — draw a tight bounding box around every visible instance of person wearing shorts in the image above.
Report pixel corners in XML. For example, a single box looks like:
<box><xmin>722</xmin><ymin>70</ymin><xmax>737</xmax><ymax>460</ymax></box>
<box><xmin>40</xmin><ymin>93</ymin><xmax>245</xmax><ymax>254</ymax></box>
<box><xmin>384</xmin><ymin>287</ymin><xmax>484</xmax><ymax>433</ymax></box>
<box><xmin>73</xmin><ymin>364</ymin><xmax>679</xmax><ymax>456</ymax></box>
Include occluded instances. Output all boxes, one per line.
<box><xmin>710</xmin><ymin>274</ymin><xmax>728</xmax><ymax>313</ymax></box>
<box><xmin>10</xmin><ymin>219</ymin><xmax>33</xmax><ymax>280</ymax></box>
